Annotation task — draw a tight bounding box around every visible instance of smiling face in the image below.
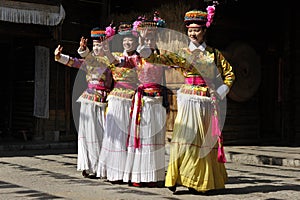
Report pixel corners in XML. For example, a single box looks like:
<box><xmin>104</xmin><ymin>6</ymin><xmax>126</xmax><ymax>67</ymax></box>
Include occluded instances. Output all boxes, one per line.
<box><xmin>92</xmin><ymin>40</ymin><xmax>103</xmax><ymax>56</ymax></box>
<box><xmin>187</xmin><ymin>26</ymin><xmax>206</xmax><ymax>46</ymax></box>
<box><xmin>122</xmin><ymin>36</ymin><xmax>138</xmax><ymax>52</ymax></box>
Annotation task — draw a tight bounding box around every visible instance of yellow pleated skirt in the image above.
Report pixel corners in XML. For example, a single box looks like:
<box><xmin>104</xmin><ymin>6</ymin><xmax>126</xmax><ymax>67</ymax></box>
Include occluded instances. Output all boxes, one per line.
<box><xmin>165</xmin><ymin>90</ymin><xmax>228</xmax><ymax>192</ymax></box>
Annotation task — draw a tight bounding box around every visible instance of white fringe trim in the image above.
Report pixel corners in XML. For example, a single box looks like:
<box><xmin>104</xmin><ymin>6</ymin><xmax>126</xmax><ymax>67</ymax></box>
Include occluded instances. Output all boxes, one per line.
<box><xmin>177</xmin><ymin>89</ymin><xmax>211</xmax><ymax>105</ymax></box>
<box><xmin>76</xmin><ymin>96</ymin><xmax>107</xmax><ymax>107</ymax></box>
<box><xmin>0</xmin><ymin>2</ymin><xmax>65</xmax><ymax>26</ymax></box>
<box><xmin>107</xmin><ymin>95</ymin><xmax>133</xmax><ymax>102</ymax></box>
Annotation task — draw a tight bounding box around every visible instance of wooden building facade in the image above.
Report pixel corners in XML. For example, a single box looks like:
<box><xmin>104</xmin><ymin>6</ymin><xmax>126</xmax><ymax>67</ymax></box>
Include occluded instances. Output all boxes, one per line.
<box><xmin>0</xmin><ymin>0</ymin><xmax>299</xmax><ymax>146</ymax></box>
<box><xmin>0</xmin><ymin>0</ymin><xmax>109</xmax><ymax>141</ymax></box>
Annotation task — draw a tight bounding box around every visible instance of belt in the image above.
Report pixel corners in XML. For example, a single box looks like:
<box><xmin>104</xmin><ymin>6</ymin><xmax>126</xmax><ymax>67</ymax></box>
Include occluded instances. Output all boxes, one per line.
<box><xmin>127</xmin><ymin>83</ymin><xmax>162</xmax><ymax>149</ymax></box>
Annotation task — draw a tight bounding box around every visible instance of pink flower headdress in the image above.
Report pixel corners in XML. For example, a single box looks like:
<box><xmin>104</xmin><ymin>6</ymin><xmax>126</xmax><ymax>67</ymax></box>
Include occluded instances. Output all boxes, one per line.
<box><xmin>133</xmin><ymin>15</ymin><xmax>146</xmax><ymax>32</ymax></box>
<box><xmin>206</xmin><ymin>1</ymin><xmax>218</xmax><ymax>28</ymax></box>
<box><xmin>105</xmin><ymin>22</ymin><xmax>116</xmax><ymax>39</ymax></box>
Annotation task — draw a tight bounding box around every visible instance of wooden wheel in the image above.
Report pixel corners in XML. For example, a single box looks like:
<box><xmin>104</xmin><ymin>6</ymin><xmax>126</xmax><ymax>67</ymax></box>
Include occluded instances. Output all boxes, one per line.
<box><xmin>222</xmin><ymin>41</ymin><xmax>261</xmax><ymax>102</ymax></box>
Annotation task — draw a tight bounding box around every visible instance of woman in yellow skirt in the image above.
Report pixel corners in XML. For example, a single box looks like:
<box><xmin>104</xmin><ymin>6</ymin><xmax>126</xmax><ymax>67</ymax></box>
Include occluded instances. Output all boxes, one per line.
<box><xmin>165</xmin><ymin>3</ymin><xmax>235</xmax><ymax>193</ymax></box>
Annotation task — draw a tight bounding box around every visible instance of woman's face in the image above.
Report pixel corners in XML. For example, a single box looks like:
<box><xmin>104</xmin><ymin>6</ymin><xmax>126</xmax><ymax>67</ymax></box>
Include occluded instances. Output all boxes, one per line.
<box><xmin>92</xmin><ymin>41</ymin><xmax>103</xmax><ymax>56</ymax></box>
<box><xmin>123</xmin><ymin>36</ymin><xmax>137</xmax><ymax>52</ymax></box>
<box><xmin>187</xmin><ymin>27</ymin><xmax>206</xmax><ymax>45</ymax></box>
<box><xmin>144</xmin><ymin>32</ymin><xmax>157</xmax><ymax>49</ymax></box>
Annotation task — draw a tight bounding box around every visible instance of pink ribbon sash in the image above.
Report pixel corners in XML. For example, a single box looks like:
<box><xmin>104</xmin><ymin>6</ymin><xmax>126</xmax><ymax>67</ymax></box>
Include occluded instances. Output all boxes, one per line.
<box><xmin>211</xmin><ymin>96</ymin><xmax>227</xmax><ymax>163</ymax></box>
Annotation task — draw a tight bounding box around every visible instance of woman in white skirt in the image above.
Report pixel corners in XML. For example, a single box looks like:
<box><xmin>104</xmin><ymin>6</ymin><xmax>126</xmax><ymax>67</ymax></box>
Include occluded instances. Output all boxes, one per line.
<box><xmin>121</xmin><ymin>15</ymin><xmax>168</xmax><ymax>187</ymax></box>
<box><xmin>96</xmin><ymin>22</ymin><xmax>140</xmax><ymax>183</ymax></box>
<box><xmin>118</xmin><ymin>13</ymin><xmax>197</xmax><ymax>187</ymax></box>
<box><xmin>54</xmin><ymin>27</ymin><xmax>114</xmax><ymax>178</ymax></box>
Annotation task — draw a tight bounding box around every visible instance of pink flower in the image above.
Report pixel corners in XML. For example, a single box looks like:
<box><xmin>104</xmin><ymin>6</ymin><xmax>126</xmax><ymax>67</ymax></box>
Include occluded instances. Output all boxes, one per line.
<box><xmin>133</xmin><ymin>20</ymin><xmax>142</xmax><ymax>31</ymax></box>
<box><xmin>206</xmin><ymin>5</ymin><xmax>216</xmax><ymax>28</ymax></box>
<box><xmin>105</xmin><ymin>25</ymin><xmax>115</xmax><ymax>38</ymax></box>
<box><xmin>138</xmin><ymin>16</ymin><xmax>146</xmax><ymax>21</ymax></box>
<box><xmin>207</xmin><ymin>6</ymin><xmax>215</xmax><ymax>14</ymax></box>
<box><xmin>153</xmin><ymin>16</ymin><xmax>161</xmax><ymax>22</ymax></box>
<box><xmin>133</xmin><ymin>16</ymin><xmax>146</xmax><ymax>31</ymax></box>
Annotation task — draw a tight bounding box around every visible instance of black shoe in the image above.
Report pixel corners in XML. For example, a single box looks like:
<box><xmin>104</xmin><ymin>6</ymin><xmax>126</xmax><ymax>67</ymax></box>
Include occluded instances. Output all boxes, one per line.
<box><xmin>88</xmin><ymin>173</ymin><xmax>97</xmax><ymax>179</ymax></box>
<box><xmin>167</xmin><ymin>186</ymin><xmax>176</xmax><ymax>193</ymax></box>
<box><xmin>188</xmin><ymin>187</ymin><xmax>199</xmax><ymax>194</ymax></box>
<box><xmin>110</xmin><ymin>180</ymin><xmax>123</xmax><ymax>184</ymax></box>
<box><xmin>82</xmin><ymin>170</ymin><xmax>89</xmax><ymax>178</ymax></box>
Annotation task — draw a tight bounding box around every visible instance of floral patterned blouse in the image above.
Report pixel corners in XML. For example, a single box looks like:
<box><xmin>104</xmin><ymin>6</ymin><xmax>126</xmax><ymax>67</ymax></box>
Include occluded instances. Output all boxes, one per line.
<box><xmin>66</xmin><ymin>54</ymin><xmax>113</xmax><ymax>105</ymax></box>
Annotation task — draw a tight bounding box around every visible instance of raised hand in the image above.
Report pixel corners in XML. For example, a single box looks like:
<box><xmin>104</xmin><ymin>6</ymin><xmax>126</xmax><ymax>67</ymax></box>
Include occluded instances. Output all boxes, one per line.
<box><xmin>139</xmin><ymin>27</ymin><xmax>149</xmax><ymax>39</ymax></box>
<box><xmin>138</xmin><ymin>27</ymin><xmax>149</xmax><ymax>46</ymax></box>
<box><xmin>79</xmin><ymin>36</ymin><xmax>88</xmax><ymax>51</ymax></box>
<box><xmin>54</xmin><ymin>45</ymin><xmax>63</xmax><ymax>60</ymax></box>
<box><xmin>101</xmin><ymin>40</ymin><xmax>110</xmax><ymax>53</ymax></box>
<box><xmin>101</xmin><ymin>40</ymin><xmax>118</xmax><ymax>64</ymax></box>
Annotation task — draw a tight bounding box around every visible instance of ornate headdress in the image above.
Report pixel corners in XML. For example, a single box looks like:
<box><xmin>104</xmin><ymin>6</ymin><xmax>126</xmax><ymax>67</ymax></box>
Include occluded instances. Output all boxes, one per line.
<box><xmin>90</xmin><ymin>23</ymin><xmax>115</xmax><ymax>42</ymax></box>
<box><xmin>184</xmin><ymin>2</ymin><xmax>217</xmax><ymax>28</ymax></box>
<box><xmin>90</xmin><ymin>27</ymin><xmax>106</xmax><ymax>42</ymax></box>
<box><xmin>118</xmin><ymin>22</ymin><xmax>139</xmax><ymax>37</ymax></box>
<box><xmin>133</xmin><ymin>11</ymin><xmax>166</xmax><ymax>32</ymax></box>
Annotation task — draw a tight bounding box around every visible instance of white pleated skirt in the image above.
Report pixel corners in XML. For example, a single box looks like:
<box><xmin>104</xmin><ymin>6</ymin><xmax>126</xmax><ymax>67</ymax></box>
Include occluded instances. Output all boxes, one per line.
<box><xmin>123</xmin><ymin>95</ymin><xmax>166</xmax><ymax>183</ymax></box>
<box><xmin>76</xmin><ymin>100</ymin><xmax>106</xmax><ymax>174</ymax></box>
<box><xmin>97</xmin><ymin>95</ymin><xmax>132</xmax><ymax>181</ymax></box>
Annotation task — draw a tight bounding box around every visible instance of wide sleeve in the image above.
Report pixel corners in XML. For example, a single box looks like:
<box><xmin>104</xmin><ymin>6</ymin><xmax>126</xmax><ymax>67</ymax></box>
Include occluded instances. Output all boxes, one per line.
<box><xmin>215</xmin><ymin>49</ymin><xmax>235</xmax><ymax>89</ymax></box>
<box><xmin>55</xmin><ymin>53</ymin><xmax>85</xmax><ymax>69</ymax></box>
<box><xmin>77</xmin><ymin>46</ymin><xmax>90</xmax><ymax>58</ymax></box>
<box><xmin>144</xmin><ymin>49</ymin><xmax>190</xmax><ymax>68</ymax></box>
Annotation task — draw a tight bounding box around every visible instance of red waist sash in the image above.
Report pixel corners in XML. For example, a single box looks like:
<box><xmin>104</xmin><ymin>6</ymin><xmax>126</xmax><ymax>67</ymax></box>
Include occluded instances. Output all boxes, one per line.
<box><xmin>185</xmin><ymin>76</ymin><xmax>206</xmax><ymax>85</ymax></box>
<box><xmin>114</xmin><ymin>81</ymin><xmax>137</xmax><ymax>90</ymax></box>
<box><xmin>128</xmin><ymin>83</ymin><xmax>162</xmax><ymax>149</ymax></box>
<box><xmin>88</xmin><ymin>82</ymin><xmax>107</xmax><ymax>90</ymax></box>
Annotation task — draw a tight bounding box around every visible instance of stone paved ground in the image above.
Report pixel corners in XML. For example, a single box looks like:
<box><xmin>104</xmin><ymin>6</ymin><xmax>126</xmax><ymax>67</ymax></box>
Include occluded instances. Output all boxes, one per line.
<box><xmin>0</xmin><ymin>148</ymin><xmax>300</xmax><ymax>200</ymax></box>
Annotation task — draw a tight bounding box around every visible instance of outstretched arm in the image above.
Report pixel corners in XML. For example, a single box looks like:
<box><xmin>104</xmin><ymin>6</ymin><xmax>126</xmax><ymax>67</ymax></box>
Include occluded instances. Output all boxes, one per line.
<box><xmin>143</xmin><ymin>49</ymin><xmax>190</xmax><ymax>69</ymax></box>
<box><xmin>54</xmin><ymin>44</ymin><xmax>84</xmax><ymax>69</ymax></box>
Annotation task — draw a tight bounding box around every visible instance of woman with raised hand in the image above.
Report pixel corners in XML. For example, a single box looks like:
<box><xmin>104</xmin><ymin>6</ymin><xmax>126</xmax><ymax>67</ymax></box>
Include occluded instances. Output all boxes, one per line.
<box><xmin>96</xmin><ymin>22</ymin><xmax>140</xmax><ymax>183</ymax></box>
<box><xmin>121</xmin><ymin>14</ymin><xmax>169</xmax><ymax>188</ymax></box>
<box><xmin>54</xmin><ymin>27</ymin><xmax>114</xmax><ymax>178</ymax></box>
